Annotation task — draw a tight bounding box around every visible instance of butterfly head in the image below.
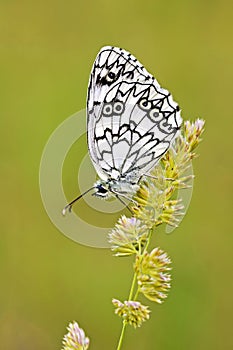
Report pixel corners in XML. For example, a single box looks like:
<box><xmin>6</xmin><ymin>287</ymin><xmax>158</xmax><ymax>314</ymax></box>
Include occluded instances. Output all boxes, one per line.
<box><xmin>93</xmin><ymin>180</ymin><xmax>110</xmax><ymax>198</ymax></box>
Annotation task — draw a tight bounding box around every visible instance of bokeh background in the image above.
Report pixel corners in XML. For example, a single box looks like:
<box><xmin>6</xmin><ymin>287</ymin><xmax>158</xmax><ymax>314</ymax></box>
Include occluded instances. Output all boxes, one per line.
<box><xmin>1</xmin><ymin>1</ymin><xmax>232</xmax><ymax>349</ymax></box>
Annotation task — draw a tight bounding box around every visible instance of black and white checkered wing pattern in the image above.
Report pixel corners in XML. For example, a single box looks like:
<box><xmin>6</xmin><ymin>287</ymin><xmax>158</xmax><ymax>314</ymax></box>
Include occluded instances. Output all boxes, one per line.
<box><xmin>87</xmin><ymin>46</ymin><xmax>182</xmax><ymax>182</ymax></box>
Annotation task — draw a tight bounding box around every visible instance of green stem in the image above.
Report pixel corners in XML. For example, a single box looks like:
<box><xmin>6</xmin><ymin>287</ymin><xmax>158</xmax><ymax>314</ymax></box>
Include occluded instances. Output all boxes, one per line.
<box><xmin>133</xmin><ymin>288</ymin><xmax>139</xmax><ymax>301</ymax></box>
<box><xmin>144</xmin><ymin>228</ymin><xmax>153</xmax><ymax>252</ymax></box>
<box><xmin>116</xmin><ymin>321</ymin><xmax>127</xmax><ymax>350</ymax></box>
<box><xmin>116</xmin><ymin>270</ymin><xmax>138</xmax><ymax>350</ymax></box>
<box><xmin>116</xmin><ymin>229</ymin><xmax>153</xmax><ymax>349</ymax></box>
<box><xmin>128</xmin><ymin>271</ymin><xmax>137</xmax><ymax>300</ymax></box>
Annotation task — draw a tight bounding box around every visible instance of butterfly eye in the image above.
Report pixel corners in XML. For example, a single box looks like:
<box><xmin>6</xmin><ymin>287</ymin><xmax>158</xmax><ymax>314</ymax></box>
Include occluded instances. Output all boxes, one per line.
<box><xmin>102</xmin><ymin>103</ymin><xmax>113</xmax><ymax>115</ymax></box>
<box><xmin>96</xmin><ymin>183</ymin><xmax>108</xmax><ymax>194</ymax></box>
<box><xmin>138</xmin><ymin>98</ymin><xmax>152</xmax><ymax>111</ymax></box>
<box><xmin>113</xmin><ymin>101</ymin><xmax>124</xmax><ymax>114</ymax></box>
<box><xmin>149</xmin><ymin>108</ymin><xmax>163</xmax><ymax>122</ymax></box>
<box><xmin>106</xmin><ymin>71</ymin><xmax>116</xmax><ymax>82</ymax></box>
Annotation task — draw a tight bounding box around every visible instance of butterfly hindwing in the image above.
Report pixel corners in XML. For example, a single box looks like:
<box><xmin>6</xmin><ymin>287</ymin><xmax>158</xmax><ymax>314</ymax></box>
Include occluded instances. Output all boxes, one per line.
<box><xmin>87</xmin><ymin>46</ymin><xmax>182</xmax><ymax>183</ymax></box>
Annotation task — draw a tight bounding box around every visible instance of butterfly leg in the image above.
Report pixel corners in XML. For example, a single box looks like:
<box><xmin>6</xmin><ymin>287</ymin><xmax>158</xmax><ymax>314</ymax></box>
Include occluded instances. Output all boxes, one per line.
<box><xmin>110</xmin><ymin>189</ymin><xmax>139</xmax><ymax>214</ymax></box>
<box><xmin>115</xmin><ymin>194</ymin><xmax>134</xmax><ymax>214</ymax></box>
<box><xmin>141</xmin><ymin>174</ymin><xmax>175</xmax><ymax>182</ymax></box>
<box><xmin>111</xmin><ymin>190</ymin><xmax>138</xmax><ymax>206</ymax></box>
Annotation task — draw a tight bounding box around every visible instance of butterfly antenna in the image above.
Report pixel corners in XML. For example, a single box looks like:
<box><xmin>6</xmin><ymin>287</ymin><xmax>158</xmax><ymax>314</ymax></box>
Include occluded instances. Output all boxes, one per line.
<box><xmin>62</xmin><ymin>186</ymin><xmax>96</xmax><ymax>216</ymax></box>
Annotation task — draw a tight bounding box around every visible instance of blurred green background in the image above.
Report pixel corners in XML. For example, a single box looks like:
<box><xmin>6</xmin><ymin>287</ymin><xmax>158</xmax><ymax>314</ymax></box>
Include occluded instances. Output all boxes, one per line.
<box><xmin>1</xmin><ymin>0</ymin><xmax>232</xmax><ymax>349</ymax></box>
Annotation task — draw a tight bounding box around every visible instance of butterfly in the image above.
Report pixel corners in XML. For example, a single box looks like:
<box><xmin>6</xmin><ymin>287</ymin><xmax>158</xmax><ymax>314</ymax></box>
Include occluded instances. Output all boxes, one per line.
<box><xmin>63</xmin><ymin>46</ymin><xmax>182</xmax><ymax>214</ymax></box>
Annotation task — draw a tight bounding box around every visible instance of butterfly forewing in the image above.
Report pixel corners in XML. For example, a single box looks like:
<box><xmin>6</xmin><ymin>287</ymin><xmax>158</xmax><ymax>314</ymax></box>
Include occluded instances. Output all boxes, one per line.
<box><xmin>87</xmin><ymin>46</ymin><xmax>182</xmax><ymax>186</ymax></box>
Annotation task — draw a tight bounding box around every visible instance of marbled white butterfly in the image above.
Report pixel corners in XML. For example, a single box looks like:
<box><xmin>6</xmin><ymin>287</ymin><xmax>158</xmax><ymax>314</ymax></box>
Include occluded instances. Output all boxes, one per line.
<box><xmin>63</xmin><ymin>46</ymin><xmax>182</xmax><ymax>214</ymax></box>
